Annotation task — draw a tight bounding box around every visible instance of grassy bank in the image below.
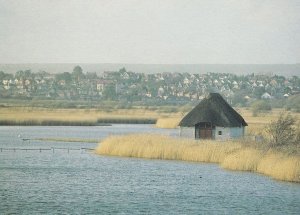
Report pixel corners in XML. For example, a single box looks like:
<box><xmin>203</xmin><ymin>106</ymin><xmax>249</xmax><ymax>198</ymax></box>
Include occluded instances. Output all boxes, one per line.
<box><xmin>95</xmin><ymin>134</ymin><xmax>300</xmax><ymax>183</ymax></box>
<box><xmin>0</xmin><ymin>107</ymin><xmax>161</xmax><ymax>126</ymax></box>
<box><xmin>2</xmin><ymin>106</ymin><xmax>298</xmax><ymax>129</ymax></box>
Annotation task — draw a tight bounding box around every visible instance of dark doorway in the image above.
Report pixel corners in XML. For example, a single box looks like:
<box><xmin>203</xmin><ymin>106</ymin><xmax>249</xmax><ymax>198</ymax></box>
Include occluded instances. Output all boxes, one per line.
<box><xmin>195</xmin><ymin>122</ymin><xmax>213</xmax><ymax>139</ymax></box>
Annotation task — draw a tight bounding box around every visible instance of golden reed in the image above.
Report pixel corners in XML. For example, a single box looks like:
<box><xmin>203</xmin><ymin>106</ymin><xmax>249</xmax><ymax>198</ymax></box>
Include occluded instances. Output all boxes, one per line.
<box><xmin>95</xmin><ymin>134</ymin><xmax>300</xmax><ymax>183</ymax></box>
<box><xmin>155</xmin><ymin>118</ymin><xmax>181</xmax><ymax>129</ymax></box>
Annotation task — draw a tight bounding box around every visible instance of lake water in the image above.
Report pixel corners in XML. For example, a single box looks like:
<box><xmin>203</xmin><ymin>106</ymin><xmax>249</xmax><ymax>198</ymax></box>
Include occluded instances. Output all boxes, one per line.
<box><xmin>0</xmin><ymin>125</ymin><xmax>299</xmax><ymax>214</ymax></box>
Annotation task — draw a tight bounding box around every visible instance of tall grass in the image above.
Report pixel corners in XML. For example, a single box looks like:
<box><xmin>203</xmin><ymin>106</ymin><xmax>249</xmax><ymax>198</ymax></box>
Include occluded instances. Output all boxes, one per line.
<box><xmin>0</xmin><ymin>107</ymin><xmax>159</xmax><ymax>126</ymax></box>
<box><xmin>95</xmin><ymin>134</ymin><xmax>300</xmax><ymax>183</ymax></box>
<box><xmin>2</xmin><ymin>107</ymin><xmax>298</xmax><ymax>128</ymax></box>
<box><xmin>96</xmin><ymin>134</ymin><xmax>241</xmax><ymax>161</ymax></box>
<box><xmin>257</xmin><ymin>151</ymin><xmax>300</xmax><ymax>182</ymax></box>
<box><xmin>221</xmin><ymin>148</ymin><xmax>263</xmax><ymax>171</ymax></box>
<box><xmin>155</xmin><ymin>118</ymin><xmax>181</xmax><ymax>128</ymax></box>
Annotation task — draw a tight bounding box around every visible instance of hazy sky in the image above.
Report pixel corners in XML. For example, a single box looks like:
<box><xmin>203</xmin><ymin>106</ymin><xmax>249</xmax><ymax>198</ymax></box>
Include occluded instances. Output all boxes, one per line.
<box><xmin>0</xmin><ymin>0</ymin><xmax>299</xmax><ymax>64</ymax></box>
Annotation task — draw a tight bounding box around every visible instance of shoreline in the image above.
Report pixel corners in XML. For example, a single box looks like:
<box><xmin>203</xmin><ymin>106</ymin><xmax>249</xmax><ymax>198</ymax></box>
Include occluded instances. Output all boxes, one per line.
<box><xmin>95</xmin><ymin>134</ymin><xmax>300</xmax><ymax>183</ymax></box>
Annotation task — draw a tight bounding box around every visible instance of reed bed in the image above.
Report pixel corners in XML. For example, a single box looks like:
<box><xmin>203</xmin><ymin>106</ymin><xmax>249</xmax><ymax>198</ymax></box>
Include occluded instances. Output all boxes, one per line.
<box><xmin>95</xmin><ymin>134</ymin><xmax>300</xmax><ymax>183</ymax></box>
<box><xmin>155</xmin><ymin>117</ymin><xmax>181</xmax><ymax>128</ymax></box>
<box><xmin>221</xmin><ymin>148</ymin><xmax>264</xmax><ymax>171</ymax></box>
<box><xmin>257</xmin><ymin>151</ymin><xmax>300</xmax><ymax>182</ymax></box>
<box><xmin>0</xmin><ymin>107</ymin><xmax>161</xmax><ymax>126</ymax></box>
<box><xmin>96</xmin><ymin>134</ymin><xmax>242</xmax><ymax>162</ymax></box>
<box><xmin>2</xmin><ymin>107</ymin><xmax>297</xmax><ymax>128</ymax></box>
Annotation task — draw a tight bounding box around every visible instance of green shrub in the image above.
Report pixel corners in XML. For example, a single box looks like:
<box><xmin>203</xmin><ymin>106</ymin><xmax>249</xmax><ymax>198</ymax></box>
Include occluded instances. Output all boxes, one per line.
<box><xmin>265</xmin><ymin>113</ymin><xmax>298</xmax><ymax>147</ymax></box>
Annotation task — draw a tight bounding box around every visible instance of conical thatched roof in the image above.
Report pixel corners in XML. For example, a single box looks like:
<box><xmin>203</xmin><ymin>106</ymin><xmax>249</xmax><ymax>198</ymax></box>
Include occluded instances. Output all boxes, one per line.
<box><xmin>179</xmin><ymin>93</ymin><xmax>247</xmax><ymax>127</ymax></box>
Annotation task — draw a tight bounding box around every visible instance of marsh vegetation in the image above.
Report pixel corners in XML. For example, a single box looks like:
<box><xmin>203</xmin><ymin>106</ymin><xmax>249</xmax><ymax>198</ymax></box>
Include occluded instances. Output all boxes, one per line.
<box><xmin>0</xmin><ymin>107</ymin><xmax>163</xmax><ymax>126</ymax></box>
<box><xmin>95</xmin><ymin>110</ymin><xmax>300</xmax><ymax>183</ymax></box>
<box><xmin>1</xmin><ymin>105</ymin><xmax>299</xmax><ymax>183</ymax></box>
<box><xmin>96</xmin><ymin>134</ymin><xmax>299</xmax><ymax>183</ymax></box>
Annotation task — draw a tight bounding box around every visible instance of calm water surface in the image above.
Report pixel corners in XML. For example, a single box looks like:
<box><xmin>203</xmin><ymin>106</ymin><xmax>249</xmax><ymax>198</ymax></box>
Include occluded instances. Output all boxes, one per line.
<box><xmin>0</xmin><ymin>125</ymin><xmax>299</xmax><ymax>214</ymax></box>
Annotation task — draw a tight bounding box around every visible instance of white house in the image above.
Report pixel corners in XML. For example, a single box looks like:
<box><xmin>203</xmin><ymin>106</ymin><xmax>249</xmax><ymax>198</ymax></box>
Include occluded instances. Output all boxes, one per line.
<box><xmin>261</xmin><ymin>92</ymin><xmax>272</xmax><ymax>99</ymax></box>
<box><xmin>179</xmin><ymin>93</ymin><xmax>247</xmax><ymax>140</ymax></box>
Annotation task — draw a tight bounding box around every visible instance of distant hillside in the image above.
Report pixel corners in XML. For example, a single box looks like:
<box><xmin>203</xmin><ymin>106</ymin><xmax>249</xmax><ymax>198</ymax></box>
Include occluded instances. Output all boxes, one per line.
<box><xmin>0</xmin><ymin>63</ymin><xmax>299</xmax><ymax>76</ymax></box>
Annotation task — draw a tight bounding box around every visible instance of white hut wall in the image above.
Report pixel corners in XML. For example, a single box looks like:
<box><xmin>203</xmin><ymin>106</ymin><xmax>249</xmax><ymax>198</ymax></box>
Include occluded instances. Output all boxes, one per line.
<box><xmin>230</xmin><ymin>127</ymin><xmax>245</xmax><ymax>138</ymax></box>
<box><xmin>214</xmin><ymin>126</ymin><xmax>245</xmax><ymax>140</ymax></box>
<box><xmin>214</xmin><ymin>127</ymin><xmax>231</xmax><ymax>140</ymax></box>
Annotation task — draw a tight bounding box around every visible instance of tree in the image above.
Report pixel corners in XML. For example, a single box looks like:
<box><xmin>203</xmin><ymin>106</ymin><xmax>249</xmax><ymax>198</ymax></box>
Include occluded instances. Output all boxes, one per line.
<box><xmin>0</xmin><ymin>71</ymin><xmax>13</xmax><ymax>80</ymax></box>
<box><xmin>102</xmin><ymin>84</ymin><xmax>117</xmax><ymax>100</ymax></box>
<box><xmin>15</xmin><ymin>70</ymin><xmax>25</xmax><ymax>79</ymax></box>
<box><xmin>24</xmin><ymin>70</ymin><xmax>33</xmax><ymax>78</ymax></box>
<box><xmin>253</xmin><ymin>87</ymin><xmax>265</xmax><ymax>99</ymax></box>
<box><xmin>0</xmin><ymin>71</ymin><xmax>5</xmax><ymax>80</ymax></box>
<box><xmin>119</xmin><ymin>67</ymin><xmax>127</xmax><ymax>73</ymax></box>
<box><xmin>55</xmin><ymin>72</ymin><xmax>72</xmax><ymax>83</ymax></box>
<box><xmin>86</xmin><ymin>72</ymin><xmax>98</xmax><ymax>80</ymax></box>
<box><xmin>265</xmin><ymin>113</ymin><xmax>298</xmax><ymax>147</ymax></box>
<box><xmin>73</xmin><ymin>65</ymin><xmax>83</xmax><ymax>74</ymax></box>
<box><xmin>72</xmin><ymin>65</ymin><xmax>84</xmax><ymax>81</ymax></box>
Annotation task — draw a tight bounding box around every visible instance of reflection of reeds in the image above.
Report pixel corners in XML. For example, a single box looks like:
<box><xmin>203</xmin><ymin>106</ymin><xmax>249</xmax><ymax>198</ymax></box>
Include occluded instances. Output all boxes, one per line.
<box><xmin>95</xmin><ymin>134</ymin><xmax>300</xmax><ymax>183</ymax></box>
<box><xmin>97</xmin><ymin>118</ymin><xmax>156</xmax><ymax>124</ymax></box>
<box><xmin>0</xmin><ymin>118</ymin><xmax>157</xmax><ymax>126</ymax></box>
<box><xmin>0</xmin><ymin>119</ymin><xmax>96</xmax><ymax>126</ymax></box>
<box><xmin>35</xmin><ymin>138</ymin><xmax>99</xmax><ymax>143</ymax></box>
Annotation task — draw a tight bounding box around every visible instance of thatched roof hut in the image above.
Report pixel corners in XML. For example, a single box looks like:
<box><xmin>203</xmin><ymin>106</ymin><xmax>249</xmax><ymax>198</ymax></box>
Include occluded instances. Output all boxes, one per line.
<box><xmin>179</xmin><ymin>93</ymin><xmax>247</xmax><ymax>140</ymax></box>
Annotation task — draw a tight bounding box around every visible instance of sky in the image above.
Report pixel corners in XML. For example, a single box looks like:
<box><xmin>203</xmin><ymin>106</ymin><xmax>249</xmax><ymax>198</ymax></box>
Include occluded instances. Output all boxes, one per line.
<box><xmin>0</xmin><ymin>0</ymin><xmax>299</xmax><ymax>64</ymax></box>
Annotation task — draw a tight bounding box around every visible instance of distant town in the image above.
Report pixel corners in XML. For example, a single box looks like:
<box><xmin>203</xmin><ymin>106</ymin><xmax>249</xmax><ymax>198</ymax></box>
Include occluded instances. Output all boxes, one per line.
<box><xmin>0</xmin><ymin>66</ymin><xmax>299</xmax><ymax>107</ymax></box>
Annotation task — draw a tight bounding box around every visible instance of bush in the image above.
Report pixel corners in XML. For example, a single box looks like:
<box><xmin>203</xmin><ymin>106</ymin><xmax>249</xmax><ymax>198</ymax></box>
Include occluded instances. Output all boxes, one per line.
<box><xmin>265</xmin><ymin>113</ymin><xmax>298</xmax><ymax>147</ymax></box>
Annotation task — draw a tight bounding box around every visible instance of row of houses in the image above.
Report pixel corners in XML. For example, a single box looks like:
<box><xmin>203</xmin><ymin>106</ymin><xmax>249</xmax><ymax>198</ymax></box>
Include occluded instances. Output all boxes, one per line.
<box><xmin>0</xmin><ymin>69</ymin><xmax>299</xmax><ymax>103</ymax></box>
